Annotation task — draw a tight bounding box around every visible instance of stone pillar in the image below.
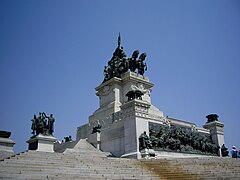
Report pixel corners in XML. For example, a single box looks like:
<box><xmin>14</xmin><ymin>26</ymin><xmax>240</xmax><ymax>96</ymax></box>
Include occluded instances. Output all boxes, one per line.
<box><xmin>95</xmin><ymin>77</ymin><xmax>122</xmax><ymax>114</ymax></box>
<box><xmin>203</xmin><ymin>121</ymin><xmax>224</xmax><ymax>156</ymax></box>
<box><xmin>27</xmin><ymin>134</ymin><xmax>57</xmax><ymax>152</ymax></box>
<box><xmin>87</xmin><ymin>132</ymin><xmax>101</xmax><ymax>150</ymax></box>
<box><xmin>0</xmin><ymin>131</ymin><xmax>15</xmax><ymax>160</ymax></box>
<box><xmin>121</xmin><ymin>99</ymin><xmax>150</xmax><ymax>159</ymax></box>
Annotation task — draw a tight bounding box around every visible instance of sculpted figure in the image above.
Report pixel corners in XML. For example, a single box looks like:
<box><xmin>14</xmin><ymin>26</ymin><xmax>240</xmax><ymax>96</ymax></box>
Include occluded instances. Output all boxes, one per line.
<box><xmin>0</xmin><ymin>131</ymin><xmax>11</xmax><ymax>138</ymax></box>
<box><xmin>148</xmin><ymin>124</ymin><xmax>218</xmax><ymax>155</ymax></box>
<box><xmin>129</xmin><ymin>50</ymin><xmax>139</xmax><ymax>72</ymax></box>
<box><xmin>118</xmin><ymin>57</ymin><xmax>129</xmax><ymax>74</ymax></box>
<box><xmin>135</xmin><ymin>90</ymin><xmax>144</xmax><ymax>100</ymax></box>
<box><xmin>41</xmin><ymin>112</ymin><xmax>48</xmax><ymax>135</ymax></box>
<box><xmin>64</xmin><ymin>135</ymin><xmax>72</xmax><ymax>142</ymax></box>
<box><xmin>206</xmin><ymin>114</ymin><xmax>219</xmax><ymax>123</ymax></box>
<box><xmin>126</xmin><ymin>90</ymin><xmax>144</xmax><ymax>101</ymax></box>
<box><xmin>64</xmin><ymin>136</ymin><xmax>70</xmax><ymax>142</ymax></box>
<box><xmin>31</xmin><ymin>115</ymin><xmax>38</xmax><ymax>135</ymax></box>
<box><xmin>92</xmin><ymin>120</ymin><xmax>102</xmax><ymax>134</ymax></box>
<box><xmin>111</xmin><ymin>33</ymin><xmax>126</xmax><ymax>63</ymax></box>
<box><xmin>36</xmin><ymin>112</ymin><xmax>43</xmax><ymax>134</ymax></box>
<box><xmin>119</xmin><ymin>46</ymin><xmax>127</xmax><ymax>59</ymax></box>
<box><xmin>116</xmin><ymin>33</ymin><xmax>126</xmax><ymax>59</ymax></box>
<box><xmin>137</xmin><ymin>53</ymin><xmax>147</xmax><ymax>75</ymax></box>
<box><xmin>139</xmin><ymin>52</ymin><xmax>147</xmax><ymax>61</ymax></box>
<box><xmin>48</xmin><ymin>114</ymin><xmax>55</xmax><ymax>135</ymax></box>
<box><xmin>103</xmin><ymin>66</ymin><xmax>109</xmax><ymax>81</ymax></box>
<box><xmin>139</xmin><ymin>131</ymin><xmax>152</xmax><ymax>150</ymax></box>
<box><xmin>109</xmin><ymin>59</ymin><xmax>117</xmax><ymax>77</ymax></box>
<box><xmin>102</xmin><ymin>35</ymin><xmax>148</xmax><ymax>81</ymax></box>
<box><xmin>118</xmin><ymin>32</ymin><xmax>121</xmax><ymax>48</ymax></box>
<box><xmin>30</xmin><ymin>112</ymin><xmax>55</xmax><ymax>136</ymax></box>
<box><xmin>126</xmin><ymin>91</ymin><xmax>135</xmax><ymax>101</ymax></box>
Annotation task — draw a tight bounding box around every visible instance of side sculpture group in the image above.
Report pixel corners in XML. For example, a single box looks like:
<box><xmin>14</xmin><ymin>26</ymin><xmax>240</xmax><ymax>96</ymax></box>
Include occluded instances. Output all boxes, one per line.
<box><xmin>103</xmin><ymin>33</ymin><xmax>147</xmax><ymax>82</ymax></box>
<box><xmin>206</xmin><ymin>114</ymin><xmax>219</xmax><ymax>123</ymax></box>
<box><xmin>126</xmin><ymin>90</ymin><xmax>144</xmax><ymax>101</ymax></box>
<box><xmin>31</xmin><ymin>112</ymin><xmax>55</xmax><ymax>136</ymax></box>
<box><xmin>91</xmin><ymin>121</ymin><xmax>102</xmax><ymax>134</ymax></box>
<box><xmin>139</xmin><ymin>125</ymin><xmax>219</xmax><ymax>155</ymax></box>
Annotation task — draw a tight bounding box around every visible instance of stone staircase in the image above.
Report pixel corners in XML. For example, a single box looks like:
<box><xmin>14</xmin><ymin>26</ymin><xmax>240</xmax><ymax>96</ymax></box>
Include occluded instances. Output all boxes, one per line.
<box><xmin>0</xmin><ymin>139</ymin><xmax>240</xmax><ymax>179</ymax></box>
<box><xmin>0</xmin><ymin>139</ymin><xmax>159</xmax><ymax>180</ymax></box>
<box><xmin>140</xmin><ymin>157</ymin><xmax>240</xmax><ymax>179</ymax></box>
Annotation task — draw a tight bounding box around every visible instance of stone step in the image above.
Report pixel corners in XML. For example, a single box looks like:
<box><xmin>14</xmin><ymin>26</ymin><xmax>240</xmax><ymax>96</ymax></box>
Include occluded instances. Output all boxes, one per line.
<box><xmin>0</xmin><ymin>168</ymin><xmax>160</xmax><ymax>179</ymax></box>
<box><xmin>140</xmin><ymin>160</ymin><xmax>240</xmax><ymax>178</ymax></box>
<box><xmin>1</xmin><ymin>140</ymin><xmax>240</xmax><ymax>180</ymax></box>
<box><xmin>1</xmin><ymin>161</ymin><xmax>146</xmax><ymax>172</ymax></box>
<box><xmin>11</xmin><ymin>156</ymin><xmax>135</xmax><ymax>165</ymax></box>
<box><xmin>3</xmin><ymin>156</ymin><xmax>136</xmax><ymax>166</ymax></box>
<box><xmin>141</xmin><ymin>159</ymin><xmax>240</xmax><ymax>167</ymax></box>
<box><xmin>0</xmin><ymin>174</ymin><xmax>159</xmax><ymax>180</ymax></box>
<box><xmin>0</xmin><ymin>170</ymin><xmax>154</xmax><ymax>178</ymax></box>
<box><xmin>0</xmin><ymin>161</ymin><xmax>154</xmax><ymax>172</ymax></box>
<box><xmin>15</xmin><ymin>154</ymin><xmax>111</xmax><ymax>162</ymax></box>
<box><xmin>0</xmin><ymin>165</ymin><xmax>154</xmax><ymax>175</ymax></box>
<box><xmin>143</xmin><ymin>159</ymin><xmax>240</xmax><ymax>165</ymax></box>
<box><xmin>141</xmin><ymin>164</ymin><xmax>240</xmax><ymax>176</ymax></box>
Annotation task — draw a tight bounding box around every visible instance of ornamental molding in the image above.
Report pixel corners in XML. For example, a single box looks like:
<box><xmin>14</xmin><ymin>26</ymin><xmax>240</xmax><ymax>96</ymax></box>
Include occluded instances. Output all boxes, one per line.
<box><xmin>121</xmin><ymin>99</ymin><xmax>150</xmax><ymax>118</ymax></box>
<box><xmin>130</xmin><ymin>83</ymin><xmax>151</xmax><ymax>97</ymax></box>
<box><xmin>97</xmin><ymin>85</ymin><xmax>112</xmax><ymax>96</ymax></box>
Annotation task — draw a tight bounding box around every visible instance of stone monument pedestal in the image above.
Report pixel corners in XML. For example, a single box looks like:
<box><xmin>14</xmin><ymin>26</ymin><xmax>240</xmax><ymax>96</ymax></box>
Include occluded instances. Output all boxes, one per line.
<box><xmin>77</xmin><ymin>37</ymin><xmax>225</xmax><ymax>159</ymax></box>
<box><xmin>140</xmin><ymin>148</ymin><xmax>155</xmax><ymax>159</ymax></box>
<box><xmin>88</xmin><ymin>132</ymin><xmax>101</xmax><ymax>150</ymax></box>
<box><xmin>203</xmin><ymin>120</ymin><xmax>224</xmax><ymax>156</ymax></box>
<box><xmin>0</xmin><ymin>135</ymin><xmax>15</xmax><ymax>160</ymax></box>
<box><xmin>121</xmin><ymin>99</ymin><xmax>151</xmax><ymax>159</ymax></box>
<box><xmin>27</xmin><ymin>134</ymin><xmax>57</xmax><ymax>152</ymax></box>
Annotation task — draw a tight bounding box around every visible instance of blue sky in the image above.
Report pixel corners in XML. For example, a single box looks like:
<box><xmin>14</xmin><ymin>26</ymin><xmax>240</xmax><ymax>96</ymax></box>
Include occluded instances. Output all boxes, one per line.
<box><xmin>1</xmin><ymin>0</ymin><xmax>239</xmax><ymax>153</ymax></box>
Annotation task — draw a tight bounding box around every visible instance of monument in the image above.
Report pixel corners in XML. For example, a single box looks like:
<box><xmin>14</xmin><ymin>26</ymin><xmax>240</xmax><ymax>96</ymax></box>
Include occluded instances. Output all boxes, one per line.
<box><xmin>75</xmin><ymin>34</ymin><xmax>225</xmax><ymax>159</ymax></box>
<box><xmin>0</xmin><ymin>131</ymin><xmax>15</xmax><ymax>160</ymax></box>
<box><xmin>27</xmin><ymin>112</ymin><xmax>57</xmax><ymax>152</ymax></box>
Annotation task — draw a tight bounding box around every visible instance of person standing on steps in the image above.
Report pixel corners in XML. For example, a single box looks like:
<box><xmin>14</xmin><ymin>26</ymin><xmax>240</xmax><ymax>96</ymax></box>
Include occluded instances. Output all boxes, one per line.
<box><xmin>231</xmin><ymin>146</ymin><xmax>239</xmax><ymax>158</ymax></box>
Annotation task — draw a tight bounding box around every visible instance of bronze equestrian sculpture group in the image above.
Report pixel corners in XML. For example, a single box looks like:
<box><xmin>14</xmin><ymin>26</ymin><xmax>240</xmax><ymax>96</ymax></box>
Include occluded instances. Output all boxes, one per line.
<box><xmin>103</xmin><ymin>34</ymin><xmax>147</xmax><ymax>82</ymax></box>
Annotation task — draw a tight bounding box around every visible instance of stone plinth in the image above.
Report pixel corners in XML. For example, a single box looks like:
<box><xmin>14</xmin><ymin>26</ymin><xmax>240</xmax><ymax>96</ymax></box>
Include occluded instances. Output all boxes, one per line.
<box><xmin>121</xmin><ymin>99</ymin><xmax>151</xmax><ymax>159</ymax></box>
<box><xmin>88</xmin><ymin>132</ymin><xmax>101</xmax><ymax>150</ymax></box>
<box><xmin>203</xmin><ymin>121</ymin><xmax>224</xmax><ymax>146</ymax></box>
<box><xmin>0</xmin><ymin>137</ymin><xmax>15</xmax><ymax>160</ymax></box>
<box><xmin>203</xmin><ymin>121</ymin><xmax>224</xmax><ymax>156</ymax></box>
<box><xmin>27</xmin><ymin>134</ymin><xmax>57</xmax><ymax>152</ymax></box>
<box><xmin>140</xmin><ymin>148</ymin><xmax>155</xmax><ymax>159</ymax></box>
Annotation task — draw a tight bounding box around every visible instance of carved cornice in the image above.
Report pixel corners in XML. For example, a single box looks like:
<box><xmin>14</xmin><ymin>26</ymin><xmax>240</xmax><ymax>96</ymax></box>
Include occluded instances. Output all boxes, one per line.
<box><xmin>96</xmin><ymin>85</ymin><xmax>112</xmax><ymax>96</ymax></box>
<box><xmin>121</xmin><ymin>99</ymin><xmax>150</xmax><ymax>118</ymax></box>
<box><xmin>203</xmin><ymin>121</ymin><xmax>224</xmax><ymax>128</ymax></box>
<box><xmin>96</xmin><ymin>72</ymin><xmax>154</xmax><ymax>97</ymax></box>
<box><xmin>130</xmin><ymin>83</ymin><xmax>151</xmax><ymax>97</ymax></box>
<box><xmin>96</xmin><ymin>77</ymin><xmax>122</xmax><ymax>92</ymax></box>
<box><xmin>203</xmin><ymin>121</ymin><xmax>224</xmax><ymax>133</ymax></box>
<box><xmin>121</xmin><ymin>72</ymin><xmax>154</xmax><ymax>88</ymax></box>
